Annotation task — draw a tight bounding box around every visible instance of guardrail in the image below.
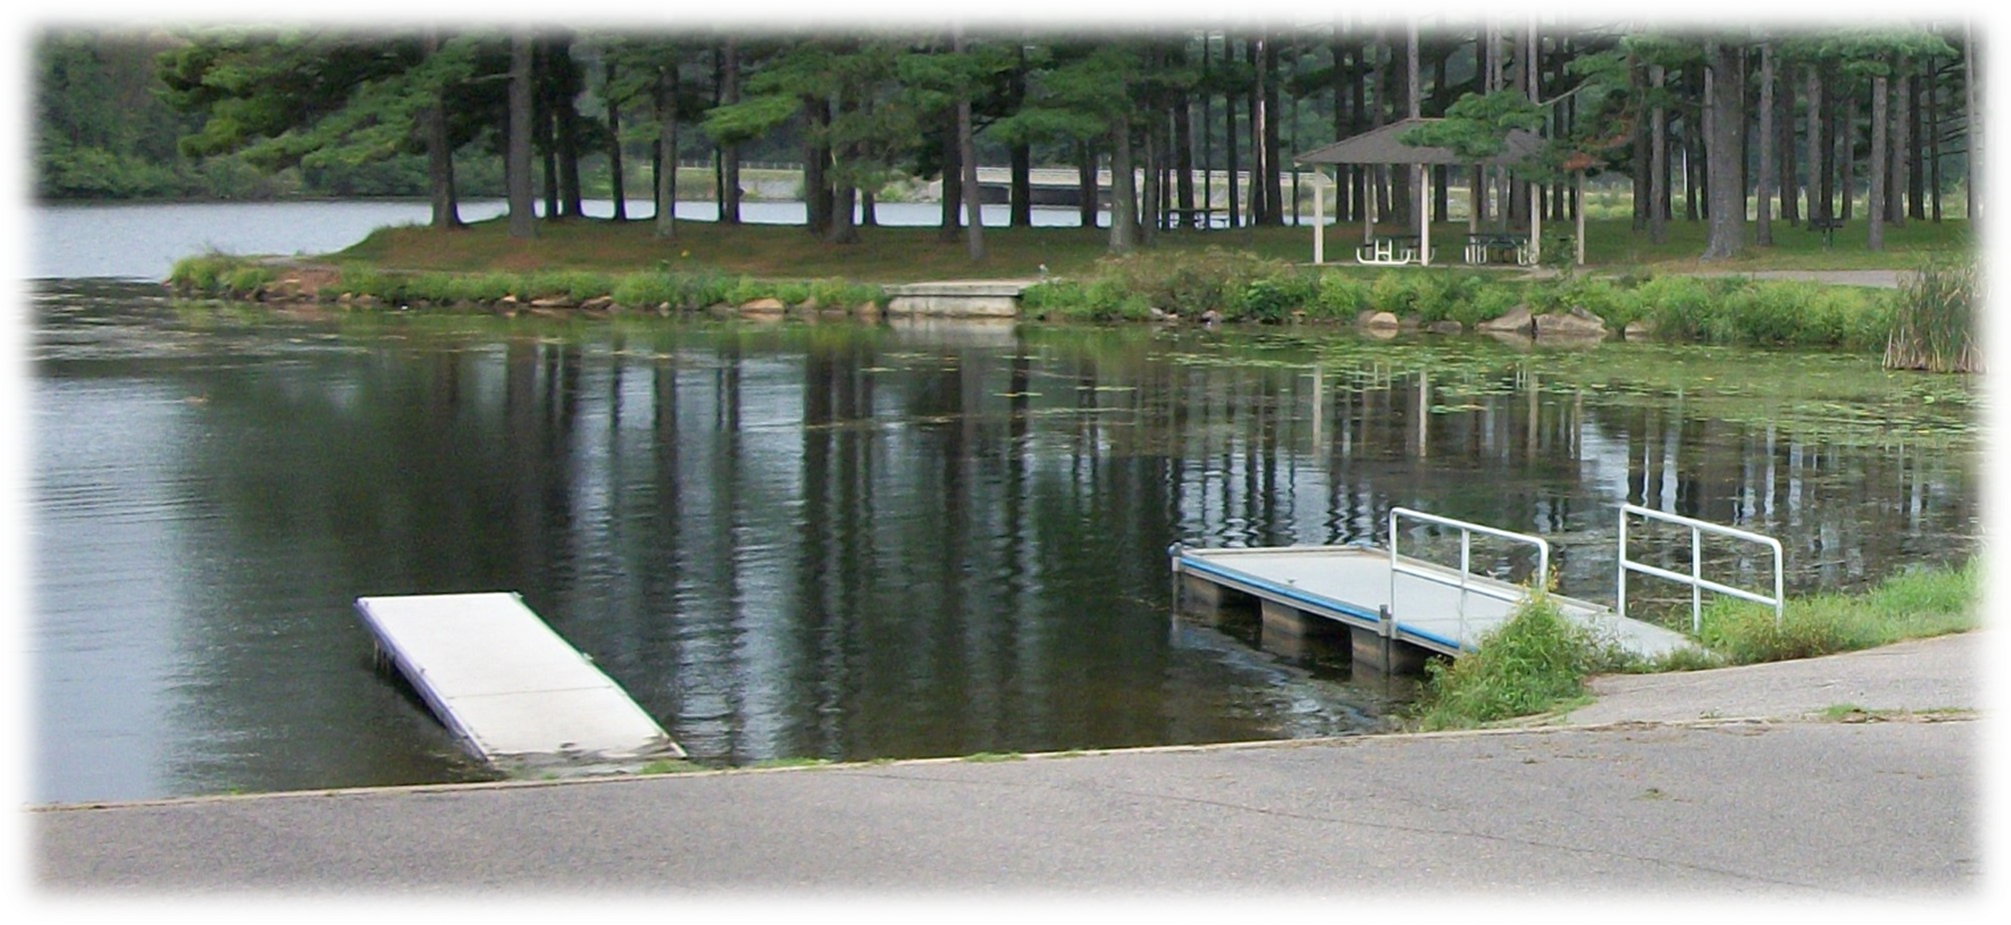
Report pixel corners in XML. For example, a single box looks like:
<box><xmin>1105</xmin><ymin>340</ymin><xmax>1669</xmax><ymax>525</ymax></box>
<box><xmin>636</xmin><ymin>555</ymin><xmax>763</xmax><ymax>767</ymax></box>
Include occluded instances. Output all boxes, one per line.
<box><xmin>1387</xmin><ymin>507</ymin><xmax>1550</xmax><ymax>646</ymax></box>
<box><xmin>1617</xmin><ymin>504</ymin><xmax>1783</xmax><ymax>633</ymax></box>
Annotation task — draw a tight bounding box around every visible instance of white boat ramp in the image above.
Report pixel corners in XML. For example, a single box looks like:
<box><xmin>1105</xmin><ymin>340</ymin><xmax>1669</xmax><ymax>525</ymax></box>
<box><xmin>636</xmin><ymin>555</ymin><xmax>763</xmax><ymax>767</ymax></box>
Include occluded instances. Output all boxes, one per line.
<box><xmin>356</xmin><ymin>592</ymin><xmax>683</xmax><ymax>773</ymax></box>
<box><xmin>1171</xmin><ymin>507</ymin><xmax>1758</xmax><ymax>673</ymax></box>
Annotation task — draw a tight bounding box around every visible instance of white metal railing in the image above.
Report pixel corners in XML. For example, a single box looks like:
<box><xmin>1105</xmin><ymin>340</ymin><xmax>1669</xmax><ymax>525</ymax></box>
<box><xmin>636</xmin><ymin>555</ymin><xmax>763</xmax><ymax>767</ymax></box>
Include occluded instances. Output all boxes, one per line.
<box><xmin>1387</xmin><ymin>507</ymin><xmax>1550</xmax><ymax>644</ymax></box>
<box><xmin>1617</xmin><ymin>504</ymin><xmax>1784</xmax><ymax>633</ymax></box>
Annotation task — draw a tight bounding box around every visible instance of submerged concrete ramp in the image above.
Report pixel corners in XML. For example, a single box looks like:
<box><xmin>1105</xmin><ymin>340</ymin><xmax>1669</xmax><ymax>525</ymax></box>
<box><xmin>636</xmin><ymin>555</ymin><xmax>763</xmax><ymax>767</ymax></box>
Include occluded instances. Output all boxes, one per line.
<box><xmin>355</xmin><ymin>592</ymin><xmax>682</xmax><ymax>772</ymax></box>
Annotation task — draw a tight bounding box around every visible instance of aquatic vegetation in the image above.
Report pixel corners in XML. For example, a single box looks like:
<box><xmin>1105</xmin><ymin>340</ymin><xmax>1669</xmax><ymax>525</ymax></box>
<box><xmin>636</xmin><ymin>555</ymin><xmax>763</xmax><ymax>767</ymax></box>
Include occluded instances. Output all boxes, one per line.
<box><xmin>1886</xmin><ymin>258</ymin><xmax>1980</xmax><ymax>372</ymax></box>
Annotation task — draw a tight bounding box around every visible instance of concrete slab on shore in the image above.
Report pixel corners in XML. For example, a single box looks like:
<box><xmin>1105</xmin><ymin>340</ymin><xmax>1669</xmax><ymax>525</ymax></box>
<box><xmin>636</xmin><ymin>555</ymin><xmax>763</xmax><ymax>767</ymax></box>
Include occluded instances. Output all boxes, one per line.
<box><xmin>32</xmin><ymin>632</ymin><xmax>1982</xmax><ymax>894</ymax></box>
<box><xmin>11</xmin><ymin>719</ymin><xmax>1994</xmax><ymax>920</ymax></box>
<box><xmin>883</xmin><ymin>279</ymin><xmax>1038</xmax><ymax>318</ymax></box>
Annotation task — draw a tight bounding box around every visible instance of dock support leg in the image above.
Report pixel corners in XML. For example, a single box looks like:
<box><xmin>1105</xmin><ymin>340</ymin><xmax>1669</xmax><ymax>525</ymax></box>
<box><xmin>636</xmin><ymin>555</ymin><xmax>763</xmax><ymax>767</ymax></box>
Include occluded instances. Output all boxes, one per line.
<box><xmin>1179</xmin><ymin>574</ymin><xmax>1253</xmax><ymax>620</ymax></box>
<box><xmin>1347</xmin><ymin>624</ymin><xmax>1430</xmax><ymax>675</ymax></box>
<box><xmin>1259</xmin><ymin>600</ymin><xmax>1346</xmax><ymax>659</ymax></box>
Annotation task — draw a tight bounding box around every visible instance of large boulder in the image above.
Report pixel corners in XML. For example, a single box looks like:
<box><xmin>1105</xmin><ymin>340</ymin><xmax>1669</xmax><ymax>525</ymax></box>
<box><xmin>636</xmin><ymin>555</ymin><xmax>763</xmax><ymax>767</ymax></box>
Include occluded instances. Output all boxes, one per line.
<box><xmin>1476</xmin><ymin>305</ymin><xmax>1535</xmax><ymax>335</ymax></box>
<box><xmin>1357</xmin><ymin>310</ymin><xmax>1400</xmax><ymax>331</ymax></box>
<box><xmin>739</xmin><ymin>297</ymin><xmax>787</xmax><ymax>315</ymax></box>
<box><xmin>1424</xmin><ymin>320</ymin><xmax>1464</xmax><ymax>335</ymax></box>
<box><xmin>1624</xmin><ymin>318</ymin><xmax>1657</xmax><ymax>340</ymax></box>
<box><xmin>1534</xmin><ymin>305</ymin><xmax>1610</xmax><ymax>338</ymax></box>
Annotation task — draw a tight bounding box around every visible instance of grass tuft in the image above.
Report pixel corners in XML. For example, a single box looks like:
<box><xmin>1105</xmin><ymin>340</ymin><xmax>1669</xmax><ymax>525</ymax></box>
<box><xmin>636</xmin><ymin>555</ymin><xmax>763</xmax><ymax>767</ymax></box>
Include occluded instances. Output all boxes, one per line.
<box><xmin>1410</xmin><ymin>593</ymin><xmax>1632</xmax><ymax>731</ymax></box>
<box><xmin>1694</xmin><ymin>558</ymin><xmax>1979</xmax><ymax>664</ymax></box>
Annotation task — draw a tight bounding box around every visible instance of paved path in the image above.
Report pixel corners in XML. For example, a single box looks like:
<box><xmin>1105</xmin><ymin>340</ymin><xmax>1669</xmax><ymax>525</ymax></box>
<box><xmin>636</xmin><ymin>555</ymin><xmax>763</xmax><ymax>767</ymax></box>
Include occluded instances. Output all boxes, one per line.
<box><xmin>30</xmin><ymin>632</ymin><xmax>1986</xmax><ymax>897</ymax></box>
<box><xmin>1686</xmin><ymin>269</ymin><xmax>1907</xmax><ymax>288</ymax></box>
<box><xmin>1562</xmin><ymin>631</ymin><xmax>1977</xmax><ymax>725</ymax></box>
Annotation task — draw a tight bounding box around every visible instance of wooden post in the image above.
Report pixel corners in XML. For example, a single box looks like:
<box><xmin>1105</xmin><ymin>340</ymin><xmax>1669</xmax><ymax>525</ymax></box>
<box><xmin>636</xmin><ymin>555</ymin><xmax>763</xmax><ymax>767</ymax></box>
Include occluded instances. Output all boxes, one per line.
<box><xmin>1313</xmin><ymin>168</ymin><xmax>1327</xmax><ymax>264</ymax></box>
<box><xmin>1419</xmin><ymin>163</ymin><xmax>1431</xmax><ymax>266</ymax></box>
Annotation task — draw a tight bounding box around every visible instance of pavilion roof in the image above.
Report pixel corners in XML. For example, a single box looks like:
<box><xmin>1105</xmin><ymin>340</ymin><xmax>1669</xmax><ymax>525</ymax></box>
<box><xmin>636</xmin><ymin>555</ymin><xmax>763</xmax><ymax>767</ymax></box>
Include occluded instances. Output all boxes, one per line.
<box><xmin>1293</xmin><ymin>117</ymin><xmax>1546</xmax><ymax>167</ymax></box>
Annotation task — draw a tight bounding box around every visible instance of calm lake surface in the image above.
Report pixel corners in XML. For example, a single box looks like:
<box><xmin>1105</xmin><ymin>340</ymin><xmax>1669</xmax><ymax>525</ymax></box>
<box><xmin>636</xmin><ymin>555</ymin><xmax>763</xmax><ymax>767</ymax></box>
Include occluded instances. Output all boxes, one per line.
<box><xmin>26</xmin><ymin>201</ymin><xmax>1981</xmax><ymax>804</ymax></box>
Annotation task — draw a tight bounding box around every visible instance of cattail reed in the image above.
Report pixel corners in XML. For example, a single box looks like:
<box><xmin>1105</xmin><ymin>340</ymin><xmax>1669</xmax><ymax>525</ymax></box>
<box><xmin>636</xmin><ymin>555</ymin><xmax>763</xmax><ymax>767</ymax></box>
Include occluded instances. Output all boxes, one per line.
<box><xmin>1882</xmin><ymin>254</ymin><xmax>2010</xmax><ymax>374</ymax></box>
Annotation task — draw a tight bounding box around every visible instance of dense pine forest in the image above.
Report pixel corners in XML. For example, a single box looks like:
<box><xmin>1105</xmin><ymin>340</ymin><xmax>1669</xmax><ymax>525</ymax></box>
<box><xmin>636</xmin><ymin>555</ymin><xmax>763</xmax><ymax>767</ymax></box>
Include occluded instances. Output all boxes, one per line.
<box><xmin>35</xmin><ymin>22</ymin><xmax>1978</xmax><ymax>259</ymax></box>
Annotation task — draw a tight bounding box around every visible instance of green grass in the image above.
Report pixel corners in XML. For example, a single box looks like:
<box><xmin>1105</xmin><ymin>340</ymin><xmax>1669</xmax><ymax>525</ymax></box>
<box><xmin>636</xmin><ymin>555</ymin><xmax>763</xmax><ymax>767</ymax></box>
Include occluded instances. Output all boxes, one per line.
<box><xmin>168</xmin><ymin>251</ymin><xmax>272</xmax><ymax>296</ymax></box>
<box><xmin>1410</xmin><ymin>557</ymin><xmax>1979</xmax><ymax>731</ymax></box>
<box><xmin>748</xmin><ymin>757</ymin><xmax>833</xmax><ymax>770</ymax></box>
<box><xmin>331</xmin><ymin>214</ymin><xmax>1972</xmax><ymax>284</ymax></box>
<box><xmin>636</xmin><ymin>759</ymin><xmax>702</xmax><ymax>775</ymax></box>
<box><xmin>1409</xmin><ymin>593</ymin><xmax>1632</xmax><ymax>731</ymax></box>
<box><xmin>959</xmin><ymin>752</ymin><xmax>1026</xmax><ymax>763</ymax></box>
<box><xmin>1693</xmin><ymin>558</ymin><xmax>1979</xmax><ymax>664</ymax></box>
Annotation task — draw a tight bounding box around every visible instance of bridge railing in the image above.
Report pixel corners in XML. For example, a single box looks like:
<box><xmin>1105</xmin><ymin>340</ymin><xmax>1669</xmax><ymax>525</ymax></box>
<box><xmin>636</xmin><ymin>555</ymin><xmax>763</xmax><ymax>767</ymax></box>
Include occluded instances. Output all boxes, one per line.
<box><xmin>1617</xmin><ymin>504</ymin><xmax>1783</xmax><ymax>633</ymax></box>
<box><xmin>1387</xmin><ymin>507</ymin><xmax>1550</xmax><ymax>648</ymax></box>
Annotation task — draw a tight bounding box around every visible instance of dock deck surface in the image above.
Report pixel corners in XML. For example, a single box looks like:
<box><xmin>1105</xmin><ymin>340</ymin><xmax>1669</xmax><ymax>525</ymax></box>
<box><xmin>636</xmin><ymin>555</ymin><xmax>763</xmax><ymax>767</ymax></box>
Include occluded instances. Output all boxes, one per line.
<box><xmin>355</xmin><ymin>592</ymin><xmax>682</xmax><ymax>770</ymax></box>
<box><xmin>1174</xmin><ymin>545</ymin><xmax>1696</xmax><ymax>659</ymax></box>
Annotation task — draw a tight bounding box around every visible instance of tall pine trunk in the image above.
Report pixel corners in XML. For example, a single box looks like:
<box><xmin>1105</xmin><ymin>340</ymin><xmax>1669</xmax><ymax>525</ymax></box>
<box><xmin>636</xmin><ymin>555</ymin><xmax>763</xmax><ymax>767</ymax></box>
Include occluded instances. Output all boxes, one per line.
<box><xmin>653</xmin><ymin>62</ymin><xmax>678</xmax><ymax>240</ymax></box>
<box><xmin>507</xmin><ymin>33</ymin><xmax>536</xmax><ymax>238</ymax></box>
<box><xmin>1109</xmin><ymin>119</ymin><xmax>1136</xmax><ymax>253</ymax></box>
<box><xmin>423</xmin><ymin>30</ymin><xmax>462</xmax><ymax>230</ymax></box>
<box><xmin>1700</xmin><ymin>39</ymin><xmax>1746</xmax><ymax>261</ymax></box>
<box><xmin>956</xmin><ymin>29</ymin><xmax>984</xmax><ymax>260</ymax></box>
<box><xmin>1868</xmin><ymin>71</ymin><xmax>1889</xmax><ymax>251</ymax></box>
<box><xmin>605</xmin><ymin>60</ymin><xmax>626</xmax><ymax>222</ymax></box>
<box><xmin>721</xmin><ymin>39</ymin><xmax>742</xmax><ymax>225</ymax></box>
<box><xmin>1757</xmin><ymin>43</ymin><xmax>1774</xmax><ymax>245</ymax></box>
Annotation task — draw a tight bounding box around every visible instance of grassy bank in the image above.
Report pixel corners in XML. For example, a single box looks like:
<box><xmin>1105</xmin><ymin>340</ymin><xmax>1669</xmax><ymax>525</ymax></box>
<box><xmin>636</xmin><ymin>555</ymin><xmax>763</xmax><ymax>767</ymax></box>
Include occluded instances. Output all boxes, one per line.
<box><xmin>1020</xmin><ymin>247</ymin><xmax>1898</xmax><ymax>349</ymax></box>
<box><xmin>1409</xmin><ymin>558</ymin><xmax>1979</xmax><ymax>731</ymax></box>
<box><xmin>326</xmin><ymin>213</ymin><xmax>1967</xmax><ymax>279</ymax></box>
<box><xmin>164</xmin><ymin>211</ymin><xmax>1977</xmax><ymax>352</ymax></box>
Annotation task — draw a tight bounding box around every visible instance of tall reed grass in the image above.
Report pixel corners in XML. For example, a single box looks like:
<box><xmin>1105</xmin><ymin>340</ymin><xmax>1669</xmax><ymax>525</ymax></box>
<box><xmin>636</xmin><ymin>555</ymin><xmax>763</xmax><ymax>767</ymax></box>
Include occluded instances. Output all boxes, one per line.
<box><xmin>1885</xmin><ymin>258</ymin><xmax>1981</xmax><ymax>372</ymax></box>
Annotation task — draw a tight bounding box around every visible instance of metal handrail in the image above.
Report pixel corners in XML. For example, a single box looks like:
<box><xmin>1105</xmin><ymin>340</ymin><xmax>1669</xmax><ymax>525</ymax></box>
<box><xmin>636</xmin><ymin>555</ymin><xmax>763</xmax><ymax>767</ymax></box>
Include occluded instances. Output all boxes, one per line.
<box><xmin>1388</xmin><ymin>507</ymin><xmax>1550</xmax><ymax>646</ymax></box>
<box><xmin>1617</xmin><ymin>504</ymin><xmax>1784</xmax><ymax>633</ymax></box>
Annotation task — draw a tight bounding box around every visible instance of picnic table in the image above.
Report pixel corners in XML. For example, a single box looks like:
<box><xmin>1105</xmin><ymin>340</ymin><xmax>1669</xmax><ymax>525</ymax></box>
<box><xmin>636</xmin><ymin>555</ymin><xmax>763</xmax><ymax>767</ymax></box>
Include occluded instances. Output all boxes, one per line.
<box><xmin>1464</xmin><ymin>232</ymin><xmax>1532</xmax><ymax>266</ymax></box>
<box><xmin>1807</xmin><ymin>217</ymin><xmax>1845</xmax><ymax>247</ymax></box>
<box><xmin>1166</xmin><ymin>207</ymin><xmax>1232</xmax><ymax>229</ymax></box>
<box><xmin>1356</xmin><ymin>234</ymin><xmax>1423</xmax><ymax>266</ymax></box>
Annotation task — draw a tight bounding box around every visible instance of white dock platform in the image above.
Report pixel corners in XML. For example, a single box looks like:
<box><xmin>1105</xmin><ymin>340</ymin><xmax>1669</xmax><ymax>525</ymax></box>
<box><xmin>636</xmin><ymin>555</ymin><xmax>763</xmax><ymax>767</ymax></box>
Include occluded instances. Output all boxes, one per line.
<box><xmin>356</xmin><ymin>592</ymin><xmax>683</xmax><ymax>771</ymax></box>
<box><xmin>1172</xmin><ymin>545</ymin><xmax>1698</xmax><ymax>665</ymax></box>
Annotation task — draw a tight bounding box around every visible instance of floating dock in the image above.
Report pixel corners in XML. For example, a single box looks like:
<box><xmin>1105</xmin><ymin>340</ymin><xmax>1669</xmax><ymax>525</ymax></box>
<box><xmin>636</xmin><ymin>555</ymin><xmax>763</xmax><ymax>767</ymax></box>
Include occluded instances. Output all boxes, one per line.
<box><xmin>356</xmin><ymin>592</ymin><xmax>683</xmax><ymax>772</ymax></box>
<box><xmin>1171</xmin><ymin>507</ymin><xmax>1710</xmax><ymax>674</ymax></box>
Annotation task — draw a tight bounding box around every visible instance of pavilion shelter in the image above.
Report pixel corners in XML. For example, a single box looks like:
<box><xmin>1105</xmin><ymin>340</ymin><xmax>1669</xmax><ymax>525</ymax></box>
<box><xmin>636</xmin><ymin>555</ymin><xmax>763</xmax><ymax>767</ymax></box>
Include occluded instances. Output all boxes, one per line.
<box><xmin>1293</xmin><ymin>117</ymin><xmax>1546</xmax><ymax>267</ymax></box>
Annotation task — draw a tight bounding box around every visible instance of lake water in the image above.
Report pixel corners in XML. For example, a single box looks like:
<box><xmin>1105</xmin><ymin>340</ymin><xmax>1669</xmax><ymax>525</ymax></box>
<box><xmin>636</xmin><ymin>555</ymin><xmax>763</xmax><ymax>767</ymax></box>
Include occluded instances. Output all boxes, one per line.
<box><xmin>24</xmin><ymin>200</ymin><xmax>1981</xmax><ymax>805</ymax></box>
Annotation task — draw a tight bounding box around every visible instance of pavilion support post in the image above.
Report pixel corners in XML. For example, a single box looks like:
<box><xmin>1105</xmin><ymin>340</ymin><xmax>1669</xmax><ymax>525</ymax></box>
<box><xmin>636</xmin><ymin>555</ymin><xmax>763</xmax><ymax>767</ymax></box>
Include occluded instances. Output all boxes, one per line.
<box><xmin>1312</xmin><ymin>168</ymin><xmax>1326</xmax><ymax>264</ymax></box>
<box><xmin>1418</xmin><ymin>163</ymin><xmax>1431</xmax><ymax>265</ymax></box>
<box><xmin>1530</xmin><ymin>176</ymin><xmax>1542</xmax><ymax>265</ymax></box>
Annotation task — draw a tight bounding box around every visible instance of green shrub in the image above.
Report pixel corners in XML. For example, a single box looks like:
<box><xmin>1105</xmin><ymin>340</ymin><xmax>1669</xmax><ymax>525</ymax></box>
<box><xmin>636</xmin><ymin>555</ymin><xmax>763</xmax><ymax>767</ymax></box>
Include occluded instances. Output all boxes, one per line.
<box><xmin>1021</xmin><ymin>279</ymin><xmax>1146</xmax><ymax>321</ymax></box>
<box><xmin>1367</xmin><ymin>271</ymin><xmax>1427</xmax><ymax>316</ymax></box>
<box><xmin>611</xmin><ymin>272</ymin><xmax>679</xmax><ymax>309</ymax></box>
<box><xmin>223</xmin><ymin>265</ymin><xmax>273</xmax><ymax>297</ymax></box>
<box><xmin>1411</xmin><ymin>594</ymin><xmax>1627</xmax><ymax>730</ymax></box>
<box><xmin>1240</xmin><ymin>274</ymin><xmax>1316</xmax><ymax>323</ymax></box>
<box><xmin>1310</xmin><ymin>273</ymin><xmax>1369</xmax><ymax>319</ymax></box>
<box><xmin>1459</xmin><ymin>283</ymin><xmax>1524</xmax><ymax>328</ymax></box>
<box><xmin>1532</xmin><ymin>275</ymin><xmax>1626</xmax><ymax>326</ymax></box>
<box><xmin>1097</xmin><ymin>248</ymin><xmax>1284</xmax><ymax>319</ymax></box>
<box><xmin>726</xmin><ymin>275</ymin><xmax>770</xmax><ymax>305</ymax></box>
<box><xmin>773</xmin><ymin>279</ymin><xmax>814</xmax><ymax>306</ymax></box>
<box><xmin>1631</xmin><ymin>275</ymin><xmax>1718</xmax><ymax>341</ymax></box>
